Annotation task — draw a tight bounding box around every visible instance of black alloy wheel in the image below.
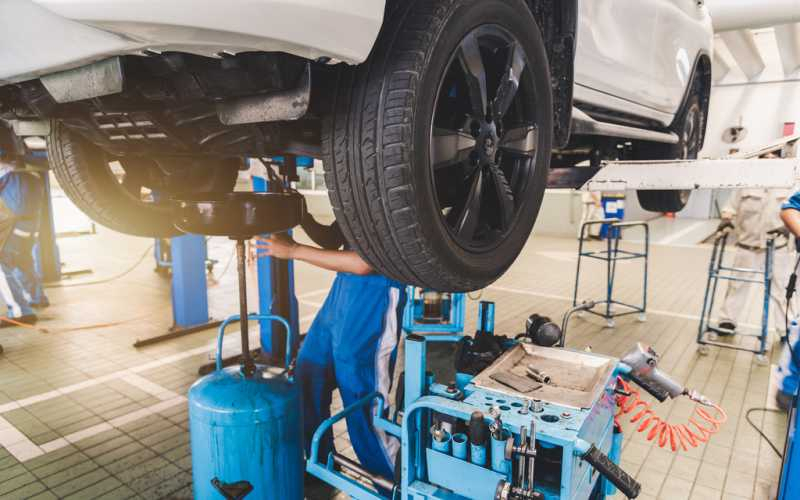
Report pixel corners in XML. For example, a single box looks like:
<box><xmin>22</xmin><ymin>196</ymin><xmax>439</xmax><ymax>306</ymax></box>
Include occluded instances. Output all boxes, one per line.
<box><xmin>322</xmin><ymin>0</ymin><xmax>553</xmax><ymax>291</ymax></box>
<box><xmin>430</xmin><ymin>25</ymin><xmax>540</xmax><ymax>253</ymax></box>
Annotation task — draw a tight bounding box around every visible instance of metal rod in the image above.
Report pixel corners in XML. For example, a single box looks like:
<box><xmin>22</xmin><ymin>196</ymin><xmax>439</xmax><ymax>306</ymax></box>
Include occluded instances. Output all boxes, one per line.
<box><xmin>526</xmin><ymin>421</ymin><xmax>536</xmax><ymax>491</ymax></box>
<box><xmin>236</xmin><ymin>239</ymin><xmax>255</xmax><ymax>376</ymax></box>
<box><xmin>332</xmin><ymin>453</ymin><xmax>395</xmax><ymax>492</ymax></box>
<box><xmin>516</xmin><ymin>426</ymin><xmax>527</xmax><ymax>488</ymax></box>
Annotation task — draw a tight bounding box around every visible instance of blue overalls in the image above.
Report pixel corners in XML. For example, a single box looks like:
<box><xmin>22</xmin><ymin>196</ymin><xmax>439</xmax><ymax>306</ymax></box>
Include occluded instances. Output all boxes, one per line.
<box><xmin>0</xmin><ymin>170</ymin><xmax>45</xmax><ymax>318</ymax></box>
<box><xmin>297</xmin><ymin>272</ymin><xmax>407</xmax><ymax>480</ymax></box>
<box><xmin>779</xmin><ymin>192</ymin><xmax>800</xmax><ymax>398</ymax></box>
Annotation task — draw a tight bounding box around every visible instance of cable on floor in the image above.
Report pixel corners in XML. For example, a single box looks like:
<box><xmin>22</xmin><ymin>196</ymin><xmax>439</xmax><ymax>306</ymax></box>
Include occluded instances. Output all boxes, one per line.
<box><xmin>745</xmin><ymin>408</ymin><xmax>786</xmax><ymax>458</ymax></box>
<box><xmin>45</xmin><ymin>244</ymin><xmax>154</xmax><ymax>289</ymax></box>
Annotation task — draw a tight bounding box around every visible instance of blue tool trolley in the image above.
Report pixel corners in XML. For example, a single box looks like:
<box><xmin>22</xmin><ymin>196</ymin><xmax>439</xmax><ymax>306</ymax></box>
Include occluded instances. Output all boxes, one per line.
<box><xmin>696</xmin><ymin>230</ymin><xmax>776</xmax><ymax>362</ymax></box>
<box><xmin>306</xmin><ymin>297</ymin><xmax>637</xmax><ymax>499</ymax></box>
<box><xmin>574</xmin><ymin>219</ymin><xmax>649</xmax><ymax>328</ymax></box>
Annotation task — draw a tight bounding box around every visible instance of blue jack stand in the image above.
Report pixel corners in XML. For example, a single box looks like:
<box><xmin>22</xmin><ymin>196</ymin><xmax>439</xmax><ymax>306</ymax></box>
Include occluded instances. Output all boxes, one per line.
<box><xmin>134</xmin><ymin>234</ymin><xmax>222</xmax><ymax>348</ymax></box>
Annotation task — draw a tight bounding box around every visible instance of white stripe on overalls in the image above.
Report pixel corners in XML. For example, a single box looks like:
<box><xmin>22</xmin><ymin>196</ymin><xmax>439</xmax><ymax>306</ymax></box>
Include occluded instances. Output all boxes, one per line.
<box><xmin>374</xmin><ymin>286</ymin><xmax>401</xmax><ymax>468</ymax></box>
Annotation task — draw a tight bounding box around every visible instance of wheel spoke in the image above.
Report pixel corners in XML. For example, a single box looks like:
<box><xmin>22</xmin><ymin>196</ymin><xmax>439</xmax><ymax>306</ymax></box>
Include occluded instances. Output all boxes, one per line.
<box><xmin>458</xmin><ymin>32</ymin><xmax>489</xmax><ymax>118</ymax></box>
<box><xmin>487</xmin><ymin>164</ymin><xmax>515</xmax><ymax>230</ymax></box>
<box><xmin>499</xmin><ymin>125</ymin><xmax>538</xmax><ymax>156</ymax></box>
<box><xmin>431</xmin><ymin>128</ymin><xmax>477</xmax><ymax>170</ymax></box>
<box><xmin>493</xmin><ymin>42</ymin><xmax>526</xmax><ymax>119</ymax></box>
<box><xmin>450</xmin><ymin>168</ymin><xmax>484</xmax><ymax>239</ymax></box>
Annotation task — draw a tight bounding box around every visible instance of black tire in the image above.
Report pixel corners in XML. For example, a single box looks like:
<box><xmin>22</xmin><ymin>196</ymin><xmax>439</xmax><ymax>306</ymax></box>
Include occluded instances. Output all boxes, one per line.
<box><xmin>323</xmin><ymin>0</ymin><xmax>553</xmax><ymax>291</ymax></box>
<box><xmin>636</xmin><ymin>87</ymin><xmax>705</xmax><ymax>213</ymax></box>
<box><xmin>48</xmin><ymin>122</ymin><xmax>241</xmax><ymax>238</ymax></box>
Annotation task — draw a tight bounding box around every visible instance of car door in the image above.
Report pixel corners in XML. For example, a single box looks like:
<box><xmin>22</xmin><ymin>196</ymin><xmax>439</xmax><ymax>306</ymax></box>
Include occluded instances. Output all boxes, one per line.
<box><xmin>649</xmin><ymin>0</ymin><xmax>712</xmax><ymax>115</ymax></box>
<box><xmin>574</xmin><ymin>0</ymin><xmax>661</xmax><ymax>110</ymax></box>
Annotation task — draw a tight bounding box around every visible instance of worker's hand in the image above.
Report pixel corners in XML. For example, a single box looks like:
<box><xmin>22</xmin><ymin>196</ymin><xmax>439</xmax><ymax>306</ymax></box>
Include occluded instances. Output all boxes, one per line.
<box><xmin>254</xmin><ymin>233</ymin><xmax>299</xmax><ymax>260</ymax></box>
<box><xmin>717</xmin><ymin>220</ymin><xmax>734</xmax><ymax>233</ymax></box>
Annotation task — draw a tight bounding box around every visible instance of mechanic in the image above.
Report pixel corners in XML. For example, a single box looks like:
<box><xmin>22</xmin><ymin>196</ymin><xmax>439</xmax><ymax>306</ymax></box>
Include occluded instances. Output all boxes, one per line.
<box><xmin>778</xmin><ymin>190</ymin><xmax>800</xmax><ymax>411</ymax></box>
<box><xmin>578</xmin><ymin>191</ymin><xmax>603</xmax><ymax>240</ymax></box>
<box><xmin>715</xmin><ymin>156</ymin><xmax>792</xmax><ymax>336</ymax></box>
<box><xmin>255</xmin><ymin>212</ymin><xmax>407</xmax><ymax>484</ymax></box>
<box><xmin>0</xmin><ymin>126</ymin><xmax>47</xmax><ymax>327</ymax></box>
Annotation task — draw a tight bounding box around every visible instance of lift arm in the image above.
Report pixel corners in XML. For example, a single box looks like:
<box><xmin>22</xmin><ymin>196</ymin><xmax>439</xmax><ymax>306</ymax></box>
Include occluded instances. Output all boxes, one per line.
<box><xmin>582</xmin><ymin>158</ymin><xmax>800</xmax><ymax>192</ymax></box>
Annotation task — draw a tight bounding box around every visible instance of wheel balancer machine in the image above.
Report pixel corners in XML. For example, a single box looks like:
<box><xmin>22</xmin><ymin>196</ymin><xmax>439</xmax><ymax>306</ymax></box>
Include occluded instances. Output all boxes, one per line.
<box><xmin>176</xmin><ymin>192</ymin><xmax>724</xmax><ymax>500</ymax></box>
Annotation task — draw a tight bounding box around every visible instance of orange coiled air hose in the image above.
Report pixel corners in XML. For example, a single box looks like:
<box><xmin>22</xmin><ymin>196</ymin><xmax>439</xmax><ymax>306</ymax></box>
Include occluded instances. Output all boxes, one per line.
<box><xmin>615</xmin><ymin>377</ymin><xmax>728</xmax><ymax>452</ymax></box>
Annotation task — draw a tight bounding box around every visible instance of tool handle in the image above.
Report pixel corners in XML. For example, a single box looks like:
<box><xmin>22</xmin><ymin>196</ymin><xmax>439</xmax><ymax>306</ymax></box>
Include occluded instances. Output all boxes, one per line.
<box><xmin>216</xmin><ymin>313</ymin><xmax>292</xmax><ymax>371</ymax></box>
<box><xmin>627</xmin><ymin>372</ymin><xmax>670</xmax><ymax>403</ymax></box>
<box><xmin>581</xmin><ymin>445</ymin><xmax>641</xmax><ymax>499</ymax></box>
<box><xmin>469</xmin><ymin>411</ymin><xmax>488</xmax><ymax>446</ymax></box>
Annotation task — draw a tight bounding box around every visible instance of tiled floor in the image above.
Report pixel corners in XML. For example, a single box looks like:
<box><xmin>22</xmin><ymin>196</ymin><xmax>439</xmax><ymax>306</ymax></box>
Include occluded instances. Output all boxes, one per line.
<box><xmin>0</xmin><ymin>219</ymin><xmax>789</xmax><ymax>499</ymax></box>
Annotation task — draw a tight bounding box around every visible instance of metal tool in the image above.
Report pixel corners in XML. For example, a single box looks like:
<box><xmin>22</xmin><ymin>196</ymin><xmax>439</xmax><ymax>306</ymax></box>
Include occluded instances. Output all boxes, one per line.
<box><xmin>469</xmin><ymin>411</ymin><xmax>489</xmax><ymax>466</ymax></box>
<box><xmin>489</xmin><ymin>406</ymin><xmax>504</xmax><ymax>440</ymax></box>
<box><xmin>620</xmin><ymin>343</ymin><xmax>689</xmax><ymax>402</ymax></box>
<box><xmin>525</xmin><ymin>365</ymin><xmax>551</xmax><ymax>385</ymax></box>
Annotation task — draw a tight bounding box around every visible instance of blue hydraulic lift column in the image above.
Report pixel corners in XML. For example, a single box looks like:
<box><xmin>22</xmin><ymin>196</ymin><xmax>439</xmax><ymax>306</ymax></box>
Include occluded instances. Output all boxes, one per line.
<box><xmin>170</xmin><ymin>234</ymin><xmax>212</xmax><ymax>330</ymax></box>
<box><xmin>251</xmin><ymin>156</ymin><xmax>303</xmax><ymax>362</ymax></box>
<box><xmin>35</xmin><ymin>157</ymin><xmax>61</xmax><ymax>283</ymax></box>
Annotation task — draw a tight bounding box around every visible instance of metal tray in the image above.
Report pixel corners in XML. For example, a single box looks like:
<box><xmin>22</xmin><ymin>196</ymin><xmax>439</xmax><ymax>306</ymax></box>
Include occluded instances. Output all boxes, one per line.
<box><xmin>471</xmin><ymin>343</ymin><xmax>616</xmax><ymax>409</ymax></box>
<box><xmin>172</xmin><ymin>192</ymin><xmax>304</xmax><ymax>238</ymax></box>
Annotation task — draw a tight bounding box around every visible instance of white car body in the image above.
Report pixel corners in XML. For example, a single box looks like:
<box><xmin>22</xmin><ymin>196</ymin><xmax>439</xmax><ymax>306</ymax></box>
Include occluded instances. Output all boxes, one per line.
<box><xmin>575</xmin><ymin>0</ymin><xmax>714</xmax><ymax>126</ymax></box>
<box><xmin>1</xmin><ymin>0</ymin><xmax>712</xmax><ymax>127</ymax></box>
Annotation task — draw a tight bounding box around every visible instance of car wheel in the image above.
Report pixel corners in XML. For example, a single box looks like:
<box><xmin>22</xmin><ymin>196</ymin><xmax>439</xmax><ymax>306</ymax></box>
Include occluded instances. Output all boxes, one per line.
<box><xmin>323</xmin><ymin>0</ymin><xmax>553</xmax><ymax>291</ymax></box>
<box><xmin>636</xmin><ymin>92</ymin><xmax>704</xmax><ymax>213</ymax></box>
<box><xmin>48</xmin><ymin>121</ymin><xmax>241</xmax><ymax>238</ymax></box>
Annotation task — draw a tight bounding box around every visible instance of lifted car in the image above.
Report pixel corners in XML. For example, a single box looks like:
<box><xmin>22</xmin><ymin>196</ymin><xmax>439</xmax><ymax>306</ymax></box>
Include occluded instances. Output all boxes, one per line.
<box><xmin>0</xmin><ymin>0</ymin><xmax>713</xmax><ymax>291</ymax></box>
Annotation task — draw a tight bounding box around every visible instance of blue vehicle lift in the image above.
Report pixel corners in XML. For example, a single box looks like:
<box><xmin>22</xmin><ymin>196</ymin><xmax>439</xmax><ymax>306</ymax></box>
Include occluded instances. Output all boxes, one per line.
<box><xmin>134</xmin><ymin>233</ymin><xmax>223</xmax><ymax>347</ymax></box>
<box><xmin>135</xmin><ymin>156</ymin><xmax>307</xmax><ymax>350</ymax></box>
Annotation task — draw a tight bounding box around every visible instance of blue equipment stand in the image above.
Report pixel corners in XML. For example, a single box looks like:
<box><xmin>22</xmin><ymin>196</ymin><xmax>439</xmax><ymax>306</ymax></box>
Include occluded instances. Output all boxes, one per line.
<box><xmin>306</xmin><ymin>290</ymin><xmax>631</xmax><ymax>500</ymax></box>
<box><xmin>697</xmin><ymin>230</ymin><xmax>774</xmax><ymax>361</ymax></box>
<box><xmin>134</xmin><ymin>234</ymin><xmax>222</xmax><ymax>348</ymax></box>
<box><xmin>574</xmin><ymin>219</ymin><xmax>649</xmax><ymax>328</ymax></box>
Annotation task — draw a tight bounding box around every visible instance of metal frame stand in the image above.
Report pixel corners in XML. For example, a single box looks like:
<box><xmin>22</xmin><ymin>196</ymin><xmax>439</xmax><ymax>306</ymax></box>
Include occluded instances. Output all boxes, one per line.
<box><xmin>134</xmin><ymin>234</ymin><xmax>221</xmax><ymax>348</ymax></box>
<box><xmin>573</xmin><ymin>219</ymin><xmax>649</xmax><ymax>328</ymax></box>
<box><xmin>696</xmin><ymin>231</ymin><xmax>773</xmax><ymax>361</ymax></box>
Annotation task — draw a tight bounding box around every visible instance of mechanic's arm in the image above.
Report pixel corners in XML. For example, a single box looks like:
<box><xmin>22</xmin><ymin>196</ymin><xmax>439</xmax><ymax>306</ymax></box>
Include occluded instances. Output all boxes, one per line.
<box><xmin>255</xmin><ymin>233</ymin><xmax>372</xmax><ymax>276</ymax></box>
<box><xmin>781</xmin><ymin>208</ymin><xmax>800</xmax><ymax>238</ymax></box>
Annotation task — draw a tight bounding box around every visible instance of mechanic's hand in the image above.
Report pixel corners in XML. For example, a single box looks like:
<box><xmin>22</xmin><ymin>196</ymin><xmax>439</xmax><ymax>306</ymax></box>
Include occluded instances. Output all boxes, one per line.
<box><xmin>254</xmin><ymin>233</ymin><xmax>299</xmax><ymax>260</ymax></box>
<box><xmin>717</xmin><ymin>220</ymin><xmax>734</xmax><ymax>233</ymax></box>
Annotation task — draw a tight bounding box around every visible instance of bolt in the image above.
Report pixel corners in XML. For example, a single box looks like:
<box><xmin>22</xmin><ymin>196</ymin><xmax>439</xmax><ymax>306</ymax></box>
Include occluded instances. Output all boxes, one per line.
<box><xmin>519</xmin><ymin>399</ymin><xmax>531</xmax><ymax>415</ymax></box>
<box><xmin>531</xmin><ymin>399</ymin><xmax>544</xmax><ymax>413</ymax></box>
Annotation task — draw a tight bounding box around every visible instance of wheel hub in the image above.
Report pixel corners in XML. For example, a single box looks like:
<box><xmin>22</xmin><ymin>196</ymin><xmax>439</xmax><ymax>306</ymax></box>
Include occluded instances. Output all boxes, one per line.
<box><xmin>476</xmin><ymin>120</ymin><xmax>500</xmax><ymax>165</ymax></box>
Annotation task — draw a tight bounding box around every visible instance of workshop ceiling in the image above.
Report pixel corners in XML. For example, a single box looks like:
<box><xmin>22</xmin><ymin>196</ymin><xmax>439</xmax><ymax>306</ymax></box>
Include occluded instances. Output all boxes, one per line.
<box><xmin>707</xmin><ymin>0</ymin><xmax>800</xmax><ymax>82</ymax></box>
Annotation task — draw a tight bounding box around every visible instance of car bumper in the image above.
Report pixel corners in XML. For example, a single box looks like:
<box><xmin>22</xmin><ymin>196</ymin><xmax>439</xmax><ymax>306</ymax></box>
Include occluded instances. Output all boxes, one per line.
<box><xmin>0</xmin><ymin>0</ymin><xmax>384</xmax><ymax>84</ymax></box>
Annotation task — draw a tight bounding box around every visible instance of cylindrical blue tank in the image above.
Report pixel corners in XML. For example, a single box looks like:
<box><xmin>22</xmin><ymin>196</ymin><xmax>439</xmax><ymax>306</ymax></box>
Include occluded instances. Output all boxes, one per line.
<box><xmin>189</xmin><ymin>364</ymin><xmax>303</xmax><ymax>500</ymax></box>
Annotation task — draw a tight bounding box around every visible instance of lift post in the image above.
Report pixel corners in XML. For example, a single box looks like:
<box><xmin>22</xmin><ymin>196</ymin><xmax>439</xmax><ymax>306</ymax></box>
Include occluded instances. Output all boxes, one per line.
<box><xmin>134</xmin><ymin>234</ymin><xmax>221</xmax><ymax>348</ymax></box>
<box><xmin>251</xmin><ymin>156</ymin><xmax>303</xmax><ymax>363</ymax></box>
